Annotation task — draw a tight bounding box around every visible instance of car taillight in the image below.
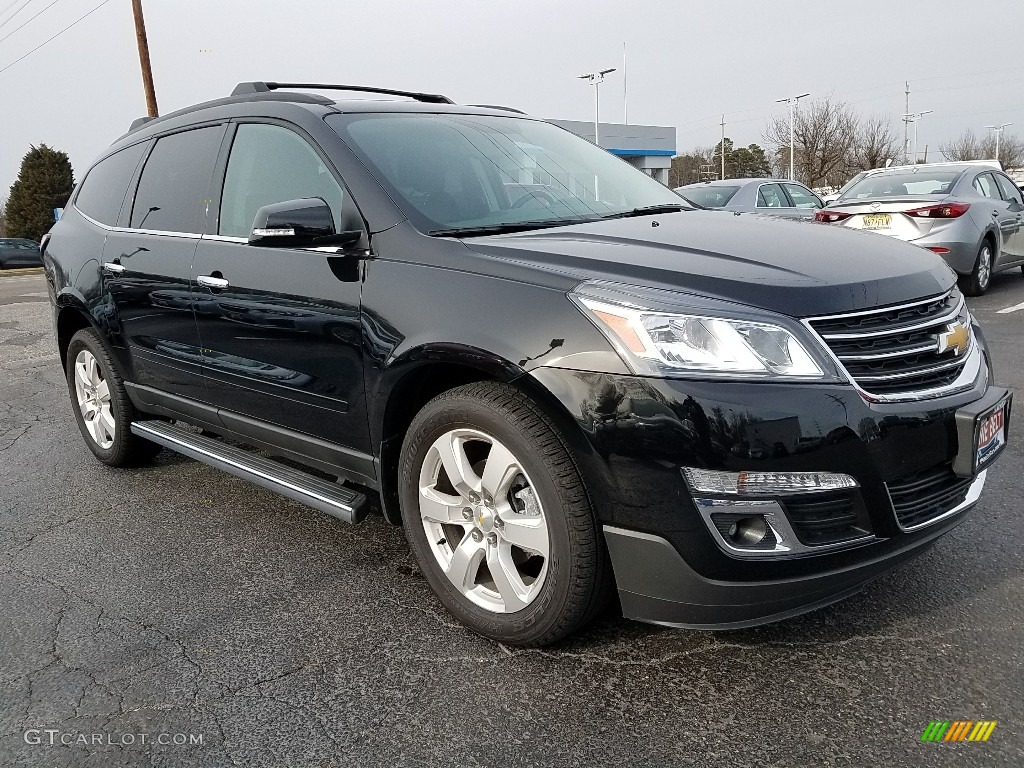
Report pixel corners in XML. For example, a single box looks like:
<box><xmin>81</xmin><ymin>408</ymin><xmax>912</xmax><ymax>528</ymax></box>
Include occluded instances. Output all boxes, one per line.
<box><xmin>905</xmin><ymin>203</ymin><xmax>970</xmax><ymax>219</ymax></box>
<box><xmin>814</xmin><ymin>210</ymin><xmax>852</xmax><ymax>223</ymax></box>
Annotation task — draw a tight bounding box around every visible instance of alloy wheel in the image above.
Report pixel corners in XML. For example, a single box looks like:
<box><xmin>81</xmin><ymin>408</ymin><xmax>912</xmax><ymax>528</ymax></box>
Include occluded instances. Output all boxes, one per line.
<box><xmin>978</xmin><ymin>245</ymin><xmax>992</xmax><ymax>290</ymax></box>
<box><xmin>417</xmin><ymin>428</ymin><xmax>550</xmax><ymax>613</ymax></box>
<box><xmin>73</xmin><ymin>349</ymin><xmax>115</xmax><ymax>449</ymax></box>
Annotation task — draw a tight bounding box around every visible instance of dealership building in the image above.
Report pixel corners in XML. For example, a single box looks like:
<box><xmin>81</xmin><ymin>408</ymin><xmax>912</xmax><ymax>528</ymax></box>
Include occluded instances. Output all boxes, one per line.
<box><xmin>549</xmin><ymin>119</ymin><xmax>676</xmax><ymax>185</ymax></box>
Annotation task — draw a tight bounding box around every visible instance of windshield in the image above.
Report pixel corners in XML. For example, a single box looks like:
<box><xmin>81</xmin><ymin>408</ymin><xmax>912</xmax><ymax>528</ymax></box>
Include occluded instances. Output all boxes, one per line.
<box><xmin>838</xmin><ymin>170</ymin><xmax>962</xmax><ymax>201</ymax></box>
<box><xmin>328</xmin><ymin>113</ymin><xmax>684</xmax><ymax>234</ymax></box>
<box><xmin>675</xmin><ymin>185</ymin><xmax>739</xmax><ymax>208</ymax></box>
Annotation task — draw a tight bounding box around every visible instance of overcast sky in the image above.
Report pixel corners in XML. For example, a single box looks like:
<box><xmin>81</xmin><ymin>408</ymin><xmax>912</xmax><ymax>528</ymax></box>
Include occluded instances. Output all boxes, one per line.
<box><xmin>2</xmin><ymin>0</ymin><xmax>1023</xmax><ymax>193</ymax></box>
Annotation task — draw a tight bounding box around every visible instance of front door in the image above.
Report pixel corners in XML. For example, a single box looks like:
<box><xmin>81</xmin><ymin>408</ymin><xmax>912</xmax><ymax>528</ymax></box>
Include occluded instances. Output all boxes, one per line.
<box><xmin>994</xmin><ymin>173</ymin><xmax>1024</xmax><ymax>259</ymax></box>
<box><xmin>104</xmin><ymin>125</ymin><xmax>225</xmax><ymax>402</ymax></box>
<box><xmin>192</xmin><ymin>121</ymin><xmax>370</xmax><ymax>454</ymax></box>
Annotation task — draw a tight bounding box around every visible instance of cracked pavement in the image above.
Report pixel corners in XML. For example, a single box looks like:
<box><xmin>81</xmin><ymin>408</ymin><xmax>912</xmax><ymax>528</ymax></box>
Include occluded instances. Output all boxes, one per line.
<box><xmin>0</xmin><ymin>271</ymin><xmax>1022</xmax><ymax>767</ymax></box>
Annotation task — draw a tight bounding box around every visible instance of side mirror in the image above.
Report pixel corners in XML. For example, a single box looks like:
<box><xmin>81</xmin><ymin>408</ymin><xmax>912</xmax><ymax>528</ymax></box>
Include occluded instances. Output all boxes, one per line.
<box><xmin>249</xmin><ymin>198</ymin><xmax>361</xmax><ymax>248</ymax></box>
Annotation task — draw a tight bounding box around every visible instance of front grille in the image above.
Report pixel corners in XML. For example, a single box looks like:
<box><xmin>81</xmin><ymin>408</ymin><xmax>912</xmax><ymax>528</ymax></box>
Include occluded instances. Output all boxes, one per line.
<box><xmin>807</xmin><ymin>290</ymin><xmax>972</xmax><ymax>397</ymax></box>
<box><xmin>782</xmin><ymin>492</ymin><xmax>869</xmax><ymax>546</ymax></box>
<box><xmin>886</xmin><ymin>462</ymin><xmax>973</xmax><ymax>530</ymax></box>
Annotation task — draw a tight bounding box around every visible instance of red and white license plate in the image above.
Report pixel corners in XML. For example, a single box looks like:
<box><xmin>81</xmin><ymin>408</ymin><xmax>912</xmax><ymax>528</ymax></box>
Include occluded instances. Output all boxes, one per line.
<box><xmin>976</xmin><ymin>402</ymin><xmax>1007</xmax><ymax>468</ymax></box>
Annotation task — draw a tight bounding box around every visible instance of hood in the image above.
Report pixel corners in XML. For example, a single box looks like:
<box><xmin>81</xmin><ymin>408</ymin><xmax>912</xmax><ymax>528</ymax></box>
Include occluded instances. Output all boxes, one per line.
<box><xmin>464</xmin><ymin>211</ymin><xmax>955</xmax><ymax>317</ymax></box>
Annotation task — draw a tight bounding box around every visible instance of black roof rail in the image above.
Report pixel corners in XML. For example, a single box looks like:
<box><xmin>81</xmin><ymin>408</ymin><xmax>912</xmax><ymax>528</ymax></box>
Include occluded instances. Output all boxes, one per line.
<box><xmin>231</xmin><ymin>81</ymin><xmax>454</xmax><ymax>104</ymax></box>
<box><xmin>466</xmin><ymin>104</ymin><xmax>526</xmax><ymax>114</ymax></box>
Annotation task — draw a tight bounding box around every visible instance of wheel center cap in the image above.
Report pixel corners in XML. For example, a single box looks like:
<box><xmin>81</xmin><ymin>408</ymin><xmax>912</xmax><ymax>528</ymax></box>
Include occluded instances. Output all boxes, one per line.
<box><xmin>475</xmin><ymin>506</ymin><xmax>494</xmax><ymax>533</ymax></box>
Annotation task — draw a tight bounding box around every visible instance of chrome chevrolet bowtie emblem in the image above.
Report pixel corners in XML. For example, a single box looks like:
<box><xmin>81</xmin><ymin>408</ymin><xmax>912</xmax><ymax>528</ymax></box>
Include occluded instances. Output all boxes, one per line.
<box><xmin>937</xmin><ymin>322</ymin><xmax>970</xmax><ymax>356</ymax></box>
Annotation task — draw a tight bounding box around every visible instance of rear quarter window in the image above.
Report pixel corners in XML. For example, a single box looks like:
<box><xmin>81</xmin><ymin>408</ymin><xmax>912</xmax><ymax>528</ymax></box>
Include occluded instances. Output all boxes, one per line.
<box><xmin>74</xmin><ymin>142</ymin><xmax>149</xmax><ymax>226</ymax></box>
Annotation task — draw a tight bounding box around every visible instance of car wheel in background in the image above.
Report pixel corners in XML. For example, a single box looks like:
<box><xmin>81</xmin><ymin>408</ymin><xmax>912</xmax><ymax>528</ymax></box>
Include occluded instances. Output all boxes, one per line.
<box><xmin>399</xmin><ymin>381</ymin><xmax>612</xmax><ymax>647</ymax></box>
<box><xmin>960</xmin><ymin>241</ymin><xmax>994</xmax><ymax>296</ymax></box>
<box><xmin>65</xmin><ymin>327</ymin><xmax>162</xmax><ymax>467</ymax></box>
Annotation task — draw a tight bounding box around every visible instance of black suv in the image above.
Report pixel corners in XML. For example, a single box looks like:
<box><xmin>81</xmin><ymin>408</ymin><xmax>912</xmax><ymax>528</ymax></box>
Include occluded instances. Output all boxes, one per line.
<box><xmin>44</xmin><ymin>82</ymin><xmax>1011</xmax><ymax>646</ymax></box>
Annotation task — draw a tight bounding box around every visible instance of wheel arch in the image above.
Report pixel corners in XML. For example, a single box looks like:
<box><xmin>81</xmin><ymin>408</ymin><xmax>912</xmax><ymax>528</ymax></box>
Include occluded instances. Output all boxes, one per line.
<box><xmin>373</xmin><ymin>347</ymin><xmax>594</xmax><ymax>525</ymax></box>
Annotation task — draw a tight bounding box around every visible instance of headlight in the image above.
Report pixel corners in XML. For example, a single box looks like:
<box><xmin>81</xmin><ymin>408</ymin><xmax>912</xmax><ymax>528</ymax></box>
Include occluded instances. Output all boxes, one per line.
<box><xmin>572</xmin><ymin>291</ymin><xmax>825</xmax><ymax>379</ymax></box>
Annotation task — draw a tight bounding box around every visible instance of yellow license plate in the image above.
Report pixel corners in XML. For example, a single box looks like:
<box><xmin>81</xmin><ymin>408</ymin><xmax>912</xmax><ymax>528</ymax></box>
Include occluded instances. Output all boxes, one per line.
<box><xmin>862</xmin><ymin>213</ymin><xmax>891</xmax><ymax>229</ymax></box>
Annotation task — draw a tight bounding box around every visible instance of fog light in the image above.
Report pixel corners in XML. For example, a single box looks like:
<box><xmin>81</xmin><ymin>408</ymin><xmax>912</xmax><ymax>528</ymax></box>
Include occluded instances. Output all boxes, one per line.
<box><xmin>683</xmin><ymin>467</ymin><xmax>857</xmax><ymax>495</ymax></box>
<box><xmin>731</xmin><ymin>516</ymin><xmax>769</xmax><ymax>546</ymax></box>
<box><xmin>710</xmin><ymin>511</ymin><xmax>778</xmax><ymax>550</ymax></box>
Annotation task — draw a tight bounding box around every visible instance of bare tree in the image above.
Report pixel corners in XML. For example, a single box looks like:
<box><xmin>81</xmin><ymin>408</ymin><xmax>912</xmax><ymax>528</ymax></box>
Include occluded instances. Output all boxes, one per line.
<box><xmin>764</xmin><ymin>97</ymin><xmax>859</xmax><ymax>188</ymax></box>
<box><xmin>855</xmin><ymin>115</ymin><xmax>901</xmax><ymax>172</ymax></box>
<box><xmin>0</xmin><ymin>197</ymin><xmax>6</xmax><ymax>236</ymax></box>
<box><xmin>940</xmin><ymin>129</ymin><xmax>1024</xmax><ymax>169</ymax></box>
<box><xmin>940</xmin><ymin>129</ymin><xmax>982</xmax><ymax>161</ymax></box>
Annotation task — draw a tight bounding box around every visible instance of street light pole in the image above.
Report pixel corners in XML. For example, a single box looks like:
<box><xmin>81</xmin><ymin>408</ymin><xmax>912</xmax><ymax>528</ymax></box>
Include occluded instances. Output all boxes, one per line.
<box><xmin>985</xmin><ymin>123</ymin><xmax>1013</xmax><ymax>162</ymax></box>
<box><xmin>903</xmin><ymin>110</ymin><xmax>933</xmax><ymax>164</ymax></box>
<box><xmin>578</xmin><ymin>68</ymin><xmax>616</xmax><ymax>147</ymax></box>
<box><xmin>776</xmin><ymin>92</ymin><xmax>809</xmax><ymax>181</ymax></box>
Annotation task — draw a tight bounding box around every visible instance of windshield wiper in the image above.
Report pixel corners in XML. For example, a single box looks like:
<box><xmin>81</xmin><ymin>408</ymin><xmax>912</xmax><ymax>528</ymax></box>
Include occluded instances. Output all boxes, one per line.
<box><xmin>428</xmin><ymin>220</ymin><xmax>578</xmax><ymax>237</ymax></box>
<box><xmin>598</xmin><ymin>203</ymin><xmax>691</xmax><ymax>220</ymax></box>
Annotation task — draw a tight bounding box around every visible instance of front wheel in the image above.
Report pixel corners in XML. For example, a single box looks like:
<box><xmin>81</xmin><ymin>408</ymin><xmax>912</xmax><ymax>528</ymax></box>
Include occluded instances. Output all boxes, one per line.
<box><xmin>959</xmin><ymin>241</ymin><xmax>994</xmax><ymax>296</ymax></box>
<box><xmin>399</xmin><ymin>382</ymin><xmax>612</xmax><ymax>646</ymax></box>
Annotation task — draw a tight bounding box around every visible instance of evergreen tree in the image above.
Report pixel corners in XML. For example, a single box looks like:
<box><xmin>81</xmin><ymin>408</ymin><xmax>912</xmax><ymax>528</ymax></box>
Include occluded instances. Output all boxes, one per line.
<box><xmin>5</xmin><ymin>145</ymin><xmax>75</xmax><ymax>241</ymax></box>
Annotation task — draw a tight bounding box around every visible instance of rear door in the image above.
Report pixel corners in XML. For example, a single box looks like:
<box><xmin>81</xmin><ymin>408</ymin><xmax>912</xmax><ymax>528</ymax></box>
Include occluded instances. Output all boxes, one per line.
<box><xmin>191</xmin><ymin>120</ymin><xmax>371</xmax><ymax>458</ymax></box>
<box><xmin>993</xmin><ymin>173</ymin><xmax>1024</xmax><ymax>259</ymax></box>
<box><xmin>782</xmin><ymin>183</ymin><xmax>824</xmax><ymax>220</ymax></box>
<box><xmin>755</xmin><ymin>183</ymin><xmax>796</xmax><ymax>216</ymax></box>
<box><xmin>102</xmin><ymin>126</ymin><xmax>224</xmax><ymax>401</ymax></box>
<box><xmin>973</xmin><ymin>172</ymin><xmax>1016</xmax><ymax>258</ymax></box>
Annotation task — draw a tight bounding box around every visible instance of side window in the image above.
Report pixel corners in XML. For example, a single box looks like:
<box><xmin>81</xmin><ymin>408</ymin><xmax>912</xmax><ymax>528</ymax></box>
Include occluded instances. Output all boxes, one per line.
<box><xmin>756</xmin><ymin>183</ymin><xmax>787</xmax><ymax>208</ymax></box>
<box><xmin>994</xmin><ymin>174</ymin><xmax>1024</xmax><ymax>206</ymax></box>
<box><xmin>131</xmin><ymin>126</ymin><xmax>223</xmax><ymax>233</ymax></box>
<box><xmin>219</xmin><ymin>124</ymin><xmax>345</xmax><ymax>238</ymax></box>
<box><xmin>74</xmin><ymin>142</ymin><xmax>148</xmax><ymax>226</ymax></box>
<box><xmin>783</xmin><ymin>183</ymin><xmax>823</xmax><ymax>209</ymax></box>
<box><xmin>973</xmin><ymin>172</ymin><xmax>1000</xmax><ymax>199</ymax></box>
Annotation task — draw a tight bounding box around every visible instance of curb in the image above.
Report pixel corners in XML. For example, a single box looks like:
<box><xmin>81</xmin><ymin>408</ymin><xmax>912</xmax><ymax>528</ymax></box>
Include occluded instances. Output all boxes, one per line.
<box><xmin>0</xmin><ymin>267</ymin><xmax>44</xmax><ymax>278</ymax></box>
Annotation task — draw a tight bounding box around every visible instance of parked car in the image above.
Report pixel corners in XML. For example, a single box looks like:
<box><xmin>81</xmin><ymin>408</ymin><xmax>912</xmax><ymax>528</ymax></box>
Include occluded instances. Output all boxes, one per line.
<box><xmin>0</xmin><ymin>238</ymin><xmax>43</xmax><ymax>268</ymax></box>
<box><xmin>815</xmin><ymin>162</ymin><xmax>1024</xmax><ymax>295</ymax></box>
<box><xmin>43</xmin><ymin>82</ymin><xmax>1010</xmax><ymax>646</ymax></box>
<box><xmin>675</xmin><ymin>178</ymin><xmax>824</xmax><ymax>218</ymax></box>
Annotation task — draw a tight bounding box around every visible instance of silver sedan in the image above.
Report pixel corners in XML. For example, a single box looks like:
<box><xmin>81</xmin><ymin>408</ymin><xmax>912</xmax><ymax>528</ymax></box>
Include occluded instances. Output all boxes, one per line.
<box><xmin>674</xmin><ymin>178</ymin><xmax>825</xmax><ymax>219</ymax></box>
<box><xmin>816</xmin><ymin>163</ymin><xmax>1024</xmax><ymax>295</ymax></box>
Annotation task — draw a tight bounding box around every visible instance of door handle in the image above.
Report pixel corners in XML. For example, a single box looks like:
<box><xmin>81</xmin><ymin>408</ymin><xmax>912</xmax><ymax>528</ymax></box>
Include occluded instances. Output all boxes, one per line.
<box><xmin>197</xmin><ymin>274</ymin><xmax>229</xmax><ymax>290</ymax></box>
<box><xmin>101</xmin><ymin>261</ymin><xmax>125</xmax><ymax>274</ymax></box>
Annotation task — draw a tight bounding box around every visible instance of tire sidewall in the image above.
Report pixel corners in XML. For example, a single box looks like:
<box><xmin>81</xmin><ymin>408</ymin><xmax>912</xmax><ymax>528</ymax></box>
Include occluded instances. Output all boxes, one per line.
<box><xmin>400</xmin><ymin>394</ymin><xmax>578</xmax><ymax>642</ymax></box>
<box><xmin>65</xmin><ymin>330</ymin><xmax>130</xmax><ymax>464</ymax></box>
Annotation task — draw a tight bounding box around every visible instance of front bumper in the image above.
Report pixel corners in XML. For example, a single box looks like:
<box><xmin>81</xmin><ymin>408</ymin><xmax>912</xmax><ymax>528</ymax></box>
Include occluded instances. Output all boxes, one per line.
<box><xmin>529</xmin><ymin>340</ymin><xmax>1007</xmax><ymax>628</ymax></box>
<box><xmin>604</xmin><ymin>472</ymin><xmax>985</xmax><ymax>629</ymax></box>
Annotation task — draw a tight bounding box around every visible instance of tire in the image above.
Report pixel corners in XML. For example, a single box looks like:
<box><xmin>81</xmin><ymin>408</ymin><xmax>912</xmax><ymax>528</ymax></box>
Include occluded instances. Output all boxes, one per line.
<box><xmin>399</xmin><ymin>382</ymin><xmax>612</xmax><ymax>646</ymax></box>
<box><xmin>959</xmin><ymin>240</ymin><xmax>994</xmax><ymax>296</ymax></box>
<box><xmin>65</xmin><ymin>327</ymin><xmax>162</xmax><ymax>467</ymax></box>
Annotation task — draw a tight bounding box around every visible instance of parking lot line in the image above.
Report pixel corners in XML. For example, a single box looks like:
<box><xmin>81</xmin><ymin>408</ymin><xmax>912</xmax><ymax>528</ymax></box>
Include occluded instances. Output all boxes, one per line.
<box><xmin>996</xmin><ymin>300</ymin><xmax>1024</xmax><ymax>314</ymax></box>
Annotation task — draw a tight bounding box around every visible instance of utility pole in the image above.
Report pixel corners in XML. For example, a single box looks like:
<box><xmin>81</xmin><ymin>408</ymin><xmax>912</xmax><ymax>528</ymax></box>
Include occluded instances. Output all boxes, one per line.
<box><xmin>578</xmin><ymin>68</ymin><xmax>615</xmax><ymax>146</ymax></box>
<box><xmin>131</xmin><ymin>0</ymin><xmax>159</xmax><ymax>117</ymax></box>
<box><xmin>776</xmin><ymin>92</ymin><xmax>810</xmax><ymax>181</ymax></box>
<box><xmin>986</xmin><ymin>123</ymin><xmax>1012</xmax><ymax>162</ymax></box>
<box><xmin>720</xmin><ymin>115</ymin><xmax>726</xmax><ymax>179</ymax></box>
<box><xmin>903</xmin><ymin>81</ymin><xmax>910</xmax><ymax>165</ymax></box>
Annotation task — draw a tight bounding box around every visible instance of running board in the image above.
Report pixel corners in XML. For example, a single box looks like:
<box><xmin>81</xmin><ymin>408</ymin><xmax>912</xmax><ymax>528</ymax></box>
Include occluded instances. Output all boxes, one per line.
<box><xmin>131</xmin><ymin>420</ymin><xmax>368</xmax><ymax>524</ymax></box>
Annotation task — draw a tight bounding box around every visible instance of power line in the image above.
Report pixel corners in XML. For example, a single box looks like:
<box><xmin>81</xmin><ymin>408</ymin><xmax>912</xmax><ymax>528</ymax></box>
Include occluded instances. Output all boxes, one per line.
<box><xmin>0</xmin><ymin>0</ymin><xmax>111</xmax><ymax>76</ymax></box>
<box><xmin>0</xmin><ymin>0</ymin><xmax>33</xmax><ymax>29</ymax></box>
<box><xmin>0</xmin><ymin>0</ymin><xmax>62</xmax><ymax>45</ymax></box>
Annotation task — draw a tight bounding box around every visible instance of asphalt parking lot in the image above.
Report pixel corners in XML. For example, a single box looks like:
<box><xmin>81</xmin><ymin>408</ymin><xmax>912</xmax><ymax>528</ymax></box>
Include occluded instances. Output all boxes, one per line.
<box><xmin>0</xmin><ymin>269</ymin><xmax>1022</xmax><ymax>767</ymax></box>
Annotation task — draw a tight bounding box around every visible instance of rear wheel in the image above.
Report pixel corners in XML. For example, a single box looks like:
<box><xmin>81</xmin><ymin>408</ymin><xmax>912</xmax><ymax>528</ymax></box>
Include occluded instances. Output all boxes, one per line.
<box><xmin>959</xmin><ymin>241</ymin><xmax>994</xmax><ymax>296</ymax></box>
<box><xmin>399</xmin><ymin>382</ymin><xmax>612</xmax><ymax>646</ymax></box>
<box><xmin>66</xmin><ymin>328</ymin><xmax>161</xmax><ymax>467</ymax></box>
